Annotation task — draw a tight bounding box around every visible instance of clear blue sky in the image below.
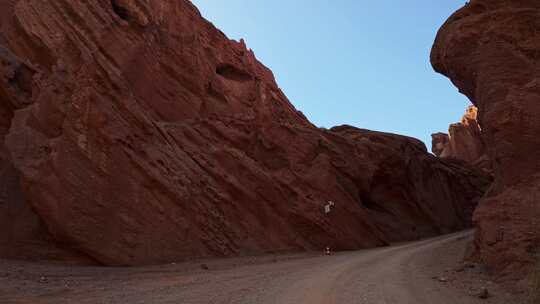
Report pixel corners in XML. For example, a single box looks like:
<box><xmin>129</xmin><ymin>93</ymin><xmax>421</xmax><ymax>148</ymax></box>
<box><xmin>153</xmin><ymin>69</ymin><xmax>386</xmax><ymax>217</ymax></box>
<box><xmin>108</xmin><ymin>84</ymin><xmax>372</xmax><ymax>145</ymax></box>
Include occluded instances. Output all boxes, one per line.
<box><xmin>191</xmin><ymin>1</ymin><xmax>470</xmax><ymax>147</ymax></box>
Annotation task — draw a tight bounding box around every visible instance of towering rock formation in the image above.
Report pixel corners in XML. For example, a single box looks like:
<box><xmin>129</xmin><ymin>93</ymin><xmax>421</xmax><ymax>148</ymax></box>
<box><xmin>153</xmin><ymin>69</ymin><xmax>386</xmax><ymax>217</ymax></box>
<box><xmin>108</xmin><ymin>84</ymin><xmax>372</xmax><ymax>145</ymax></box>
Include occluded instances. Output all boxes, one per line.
<box><xmin>0</xmin><ymin>0</ymin><xmax>490</xmax><ymax>265</ymax></box>
<box><xmin>432</xmin><ymin>0</ymin><xmax>540</xmax><ymax>279</ymax></box>
<box><xmin>431</xmin><ymin>105</ymin><xmax>491</xmax><ymax>173</ymax></box>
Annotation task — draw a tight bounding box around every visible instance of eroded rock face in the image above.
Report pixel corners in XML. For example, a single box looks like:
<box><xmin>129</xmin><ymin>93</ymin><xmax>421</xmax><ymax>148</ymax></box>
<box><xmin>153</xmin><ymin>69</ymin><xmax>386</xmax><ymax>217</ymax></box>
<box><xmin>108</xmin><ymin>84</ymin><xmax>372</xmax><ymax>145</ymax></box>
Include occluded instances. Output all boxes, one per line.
<box><xmin>432</xmin><ymin>0</ymin><xmax>540</xmax><ymax>279</ymax></box>
<box><xmin>431</xmin><ymin>106</ymin><xmax>491</xmax><ymax>173</ymax></box>
<box><xmin>0</xmin><ymin>46</ymin><xmax>87</xmax><ymax>263</ymax></box>
<box><xmin>0</xmin><ymin>0</ymin><xmax>490</xmax><ymax>265</ymax></box>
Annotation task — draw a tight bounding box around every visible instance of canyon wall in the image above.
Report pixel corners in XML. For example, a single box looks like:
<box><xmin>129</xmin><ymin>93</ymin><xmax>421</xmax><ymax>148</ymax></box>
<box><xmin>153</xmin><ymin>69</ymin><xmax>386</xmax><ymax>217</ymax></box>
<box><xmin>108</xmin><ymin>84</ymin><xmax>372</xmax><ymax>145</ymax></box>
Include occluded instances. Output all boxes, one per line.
<box><xmin>0</xmin><ymin>0</ymin><xmax>490</xmax><ymax>265</ymax></box>
<box><xmin>432</xmin><ymin>0</ymin><xmax>540</xmax><ymax>279</ymax></box>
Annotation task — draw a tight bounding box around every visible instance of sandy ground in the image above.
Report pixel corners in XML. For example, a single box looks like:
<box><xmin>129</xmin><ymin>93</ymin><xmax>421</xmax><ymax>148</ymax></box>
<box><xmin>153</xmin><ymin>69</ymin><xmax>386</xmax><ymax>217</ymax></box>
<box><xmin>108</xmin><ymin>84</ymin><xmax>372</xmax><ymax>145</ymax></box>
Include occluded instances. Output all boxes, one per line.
<box><xmin>0</xmin><ymin>231</ymin><xmax>532</xmax><ymax>304</ymax></box>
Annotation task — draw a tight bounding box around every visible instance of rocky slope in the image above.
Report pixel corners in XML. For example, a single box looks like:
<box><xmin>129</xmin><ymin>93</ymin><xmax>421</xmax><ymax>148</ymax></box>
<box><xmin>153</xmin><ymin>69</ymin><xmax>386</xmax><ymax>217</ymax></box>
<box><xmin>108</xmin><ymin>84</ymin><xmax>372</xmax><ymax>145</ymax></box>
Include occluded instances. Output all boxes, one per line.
<box><xmin>0</xmin><ymin>0</ymin><xmax>490</xmax><ymax>266</ymax></box>
<box><xmin>431</xmin><ymin>106</ymin><xmax>491</xmax><ymax>173</ymax></box>
<box><xmin>432</xmin><ymin>0</ymin><xmax>540</xmax><ymax>280</ymax></box>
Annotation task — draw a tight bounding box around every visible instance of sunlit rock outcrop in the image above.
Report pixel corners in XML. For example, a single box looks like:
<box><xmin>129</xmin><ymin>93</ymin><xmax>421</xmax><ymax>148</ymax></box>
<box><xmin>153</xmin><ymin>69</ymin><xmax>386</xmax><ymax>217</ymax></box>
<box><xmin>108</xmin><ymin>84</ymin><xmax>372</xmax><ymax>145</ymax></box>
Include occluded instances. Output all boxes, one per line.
<box><xmin>432</xmin><ymin>106</ymin><xmax>491</xmax><ymax>173</ymax></box>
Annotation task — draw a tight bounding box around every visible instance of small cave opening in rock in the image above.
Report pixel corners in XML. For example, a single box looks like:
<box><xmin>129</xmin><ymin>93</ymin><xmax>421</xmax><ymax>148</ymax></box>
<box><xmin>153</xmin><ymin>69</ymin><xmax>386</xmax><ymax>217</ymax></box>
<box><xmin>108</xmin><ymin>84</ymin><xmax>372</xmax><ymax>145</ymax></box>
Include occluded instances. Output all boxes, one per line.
<box><xmin>111</xmin><ymin>0</ymin><xmax>130</xmax><ymax>21</ymax></box>
<box><xmin>216</xmin><ymin>64</ymin><xmax>253</xmax><ymax>82</ymax></box>
<box><xmin>8</xmin><ymin>65</ymin><xmax>34</xmax><ymax>97</ymax></box>
<box><xmin>359</xmin><ymin>190</ymin><xmax>388</xmax><ymax>214</ymax></box>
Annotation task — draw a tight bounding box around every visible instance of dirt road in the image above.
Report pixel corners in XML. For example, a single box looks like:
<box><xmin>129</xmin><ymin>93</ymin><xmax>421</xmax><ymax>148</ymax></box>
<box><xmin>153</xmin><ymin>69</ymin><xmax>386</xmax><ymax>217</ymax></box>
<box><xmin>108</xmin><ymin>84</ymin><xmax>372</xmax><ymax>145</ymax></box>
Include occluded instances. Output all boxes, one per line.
<box><xmin>0</xmin><ymin>231</ymin><xmax>527</xmax><ymax>304</ymax></box>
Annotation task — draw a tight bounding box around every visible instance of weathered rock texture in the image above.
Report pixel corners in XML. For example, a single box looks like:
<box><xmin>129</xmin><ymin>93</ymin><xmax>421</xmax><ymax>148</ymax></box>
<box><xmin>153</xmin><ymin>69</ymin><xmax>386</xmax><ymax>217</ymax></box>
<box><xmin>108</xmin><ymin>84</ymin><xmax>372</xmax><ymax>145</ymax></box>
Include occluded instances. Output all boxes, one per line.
<box><xmin>0</xmin><ymin>0</ymin><xmax>490</xmax><ymax>266</ymax></box>
<box><xmin>431</xmin><ymin>106</ymin><xmax>491</xmax><ymax>173</ymax></box>
<box><xmin>432</xmin><ymin>0</ymin><xmax>540</xmax><ymax>279</ymax></box>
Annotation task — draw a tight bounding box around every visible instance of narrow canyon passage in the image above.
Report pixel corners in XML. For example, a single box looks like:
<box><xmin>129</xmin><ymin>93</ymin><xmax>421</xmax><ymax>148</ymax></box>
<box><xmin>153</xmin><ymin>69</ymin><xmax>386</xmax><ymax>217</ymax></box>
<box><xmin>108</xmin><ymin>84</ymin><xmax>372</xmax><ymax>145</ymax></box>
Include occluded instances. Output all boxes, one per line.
<box><xmin>1</xmin><ymin>0</ymin><xmax>538</xmax><ymax>302</ymax></box>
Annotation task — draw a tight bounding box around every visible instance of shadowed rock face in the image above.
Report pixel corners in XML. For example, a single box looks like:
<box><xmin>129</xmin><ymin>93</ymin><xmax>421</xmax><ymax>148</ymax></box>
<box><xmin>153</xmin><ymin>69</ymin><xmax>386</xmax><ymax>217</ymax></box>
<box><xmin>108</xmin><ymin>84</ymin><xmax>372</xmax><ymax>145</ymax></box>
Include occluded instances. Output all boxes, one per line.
<box><xmin>431</xmin><ymin>106</ymin><xmax>491</xmax><ymax>174</ymax></box>
<box><xmin>0</xmin><ymin>0</ymin><xmax>490</xmax><ymax>266</ymax></box>
<box><xmin>432</xmin><ymin>0</ymin><xmax>540</xmax><ymax>279</ymax></box>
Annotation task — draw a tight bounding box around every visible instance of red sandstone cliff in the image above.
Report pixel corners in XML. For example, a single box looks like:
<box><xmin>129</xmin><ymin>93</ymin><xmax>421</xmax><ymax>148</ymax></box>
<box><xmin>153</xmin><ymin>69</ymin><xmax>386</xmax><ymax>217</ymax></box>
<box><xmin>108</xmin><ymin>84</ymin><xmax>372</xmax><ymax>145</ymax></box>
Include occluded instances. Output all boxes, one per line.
<box><xmin>431</xmin><ymin>106</ymin><xmax>491</xmax><ymax>173</ymax></box>
<box><xmin>432</xmin><ymin>0</ymin><xmax>540</xmax><ymax>280</ymax></box>
<box><xmin>0</xmin><ymin>0</ymin><xmax>490</xmax><ymax>265</ymax></box>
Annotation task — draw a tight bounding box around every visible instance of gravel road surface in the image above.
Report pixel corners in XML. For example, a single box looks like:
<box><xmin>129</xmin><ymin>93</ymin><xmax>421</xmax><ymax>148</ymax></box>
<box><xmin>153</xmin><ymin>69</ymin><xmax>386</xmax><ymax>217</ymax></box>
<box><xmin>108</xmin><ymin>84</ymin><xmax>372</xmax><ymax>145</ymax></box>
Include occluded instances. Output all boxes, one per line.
<box><xmin>0</xmin><ymin>231</ymin><xmax>528</xmax><ymax>303</ymax></box>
